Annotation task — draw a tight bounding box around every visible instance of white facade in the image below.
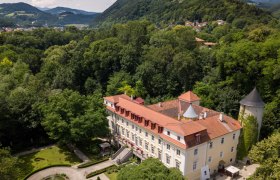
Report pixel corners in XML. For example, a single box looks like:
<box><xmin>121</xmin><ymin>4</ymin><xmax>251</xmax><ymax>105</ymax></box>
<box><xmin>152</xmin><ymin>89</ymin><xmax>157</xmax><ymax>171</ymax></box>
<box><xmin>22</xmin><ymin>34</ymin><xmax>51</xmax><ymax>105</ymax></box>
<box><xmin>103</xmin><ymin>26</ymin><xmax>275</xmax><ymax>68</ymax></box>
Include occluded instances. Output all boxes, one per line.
<box><xmin>105</xmin><ymin>99</ymin><xmax>241</xmax><ymax>180</ymax></box>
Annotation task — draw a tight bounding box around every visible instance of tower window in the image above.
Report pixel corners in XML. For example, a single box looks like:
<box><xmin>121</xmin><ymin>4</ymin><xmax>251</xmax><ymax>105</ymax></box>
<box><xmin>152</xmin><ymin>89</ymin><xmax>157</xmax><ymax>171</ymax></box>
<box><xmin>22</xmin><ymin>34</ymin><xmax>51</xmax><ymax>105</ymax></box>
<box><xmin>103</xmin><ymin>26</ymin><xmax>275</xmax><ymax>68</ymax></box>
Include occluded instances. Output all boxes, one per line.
<box><xmin>221</xmin><ymin>137</ymin><xmax>224</xmax><ymax>144</ymax></box>
<box><xmin>194</xmin><ymin>148</ymin><xmax>198</xmax><ymax>155</ymax></box>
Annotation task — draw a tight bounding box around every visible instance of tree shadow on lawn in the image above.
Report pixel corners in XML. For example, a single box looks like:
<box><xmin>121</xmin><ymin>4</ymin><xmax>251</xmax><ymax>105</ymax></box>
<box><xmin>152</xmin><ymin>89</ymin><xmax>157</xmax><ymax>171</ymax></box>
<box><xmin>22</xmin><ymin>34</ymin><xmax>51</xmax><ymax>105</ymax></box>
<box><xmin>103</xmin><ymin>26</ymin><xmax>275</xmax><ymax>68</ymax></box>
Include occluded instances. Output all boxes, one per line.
<box><xmin>58</xmin><ymin>145</ymin><xmax>82</xmax><ymax>164</ymax></box>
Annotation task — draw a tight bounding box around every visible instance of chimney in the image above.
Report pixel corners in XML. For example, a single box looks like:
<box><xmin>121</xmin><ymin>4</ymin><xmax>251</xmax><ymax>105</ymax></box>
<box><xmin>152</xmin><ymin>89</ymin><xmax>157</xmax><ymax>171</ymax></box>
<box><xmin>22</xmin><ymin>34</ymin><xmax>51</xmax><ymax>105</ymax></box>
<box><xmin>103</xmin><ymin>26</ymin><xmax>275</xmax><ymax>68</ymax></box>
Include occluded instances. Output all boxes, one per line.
<box><xmin>203</xmin><ymin>112</ymin><xmax>207</xmax><ymax>119</ymax></box>
<box><xmin>199</xmin><ymin>113</ymin><xmax>203</xmax><ymax>120</ymax></box>
<box><xmin>131</xmin><ymin>95</ymin><xmax>134</xmax><ymax>100</ymax></box>
<box><xmin>219</xmin><ymin>112</ymin><xmax>224</xmax><ymax>122</ymax></box>
<box><xmin>178</xmin><ymin>114</ymin><xmax>181</xmax><ymax>121</ymax></box>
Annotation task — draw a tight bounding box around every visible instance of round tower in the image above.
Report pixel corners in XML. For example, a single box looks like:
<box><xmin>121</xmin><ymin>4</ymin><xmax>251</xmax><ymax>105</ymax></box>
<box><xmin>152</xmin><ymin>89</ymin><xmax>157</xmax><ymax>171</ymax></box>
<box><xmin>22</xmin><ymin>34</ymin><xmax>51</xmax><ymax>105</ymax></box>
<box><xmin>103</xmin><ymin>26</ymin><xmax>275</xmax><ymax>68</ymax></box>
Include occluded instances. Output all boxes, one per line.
<box><xmin>239</xmin><ymin>87</ymin><xmax>265</xmax><ymax>135</ymax></box>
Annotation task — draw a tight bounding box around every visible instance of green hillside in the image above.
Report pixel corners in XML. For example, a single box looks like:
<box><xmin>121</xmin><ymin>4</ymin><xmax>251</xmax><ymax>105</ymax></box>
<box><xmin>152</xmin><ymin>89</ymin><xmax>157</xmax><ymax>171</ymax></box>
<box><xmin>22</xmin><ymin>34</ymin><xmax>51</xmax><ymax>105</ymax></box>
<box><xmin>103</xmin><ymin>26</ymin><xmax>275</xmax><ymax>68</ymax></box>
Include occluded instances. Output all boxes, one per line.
<box><xmin>94</xmin><ymin>0</ymin><xmax>273</xmax><ymax>26</ymax></box>
<box><xmin>0</xmin><ymin>2</ymin><xmax>98</xmax><ymax>27</ymax></box>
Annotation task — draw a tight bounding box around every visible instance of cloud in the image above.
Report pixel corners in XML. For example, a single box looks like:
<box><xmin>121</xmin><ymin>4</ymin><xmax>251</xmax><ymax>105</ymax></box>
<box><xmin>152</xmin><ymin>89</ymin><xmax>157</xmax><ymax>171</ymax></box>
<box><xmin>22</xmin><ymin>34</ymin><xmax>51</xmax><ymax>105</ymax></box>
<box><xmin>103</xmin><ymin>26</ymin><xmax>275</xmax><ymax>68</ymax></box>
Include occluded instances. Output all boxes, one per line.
<box><xmin>31</xmin><ymin>0</ymin><xmax>56</xmax><ymax>7</ymax></box>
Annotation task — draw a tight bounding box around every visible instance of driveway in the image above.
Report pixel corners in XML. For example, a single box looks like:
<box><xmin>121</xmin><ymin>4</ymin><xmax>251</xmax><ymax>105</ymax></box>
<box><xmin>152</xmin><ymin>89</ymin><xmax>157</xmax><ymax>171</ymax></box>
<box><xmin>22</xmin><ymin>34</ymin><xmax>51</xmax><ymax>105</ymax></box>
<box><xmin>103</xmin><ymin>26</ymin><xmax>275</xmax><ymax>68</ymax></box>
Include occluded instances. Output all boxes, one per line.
<box><xmin>27</xmin><ymin>160</ymin><xmax>114</xmax><ymax>180</ymax></box>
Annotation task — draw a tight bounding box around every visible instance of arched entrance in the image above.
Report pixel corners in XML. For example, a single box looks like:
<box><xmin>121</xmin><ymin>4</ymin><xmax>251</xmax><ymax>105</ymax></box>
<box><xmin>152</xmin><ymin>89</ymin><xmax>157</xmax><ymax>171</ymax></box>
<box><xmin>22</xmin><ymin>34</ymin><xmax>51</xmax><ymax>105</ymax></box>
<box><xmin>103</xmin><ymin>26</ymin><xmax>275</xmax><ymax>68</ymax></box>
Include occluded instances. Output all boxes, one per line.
<box><xmin>218</xmin><ymin>160</ymin><xmax>225</xmax><ymax>173</ymax></box>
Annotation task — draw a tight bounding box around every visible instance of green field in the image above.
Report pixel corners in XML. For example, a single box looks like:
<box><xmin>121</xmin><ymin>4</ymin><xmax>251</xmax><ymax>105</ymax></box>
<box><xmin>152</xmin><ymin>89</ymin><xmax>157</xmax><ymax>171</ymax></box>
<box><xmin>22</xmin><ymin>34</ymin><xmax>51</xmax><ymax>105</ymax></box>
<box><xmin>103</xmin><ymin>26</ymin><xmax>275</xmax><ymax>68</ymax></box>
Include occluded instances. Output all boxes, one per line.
<box><xmin>18</xmin><ymin>145</ymin><xmax>81</xmax><ymax>178</ymax></box>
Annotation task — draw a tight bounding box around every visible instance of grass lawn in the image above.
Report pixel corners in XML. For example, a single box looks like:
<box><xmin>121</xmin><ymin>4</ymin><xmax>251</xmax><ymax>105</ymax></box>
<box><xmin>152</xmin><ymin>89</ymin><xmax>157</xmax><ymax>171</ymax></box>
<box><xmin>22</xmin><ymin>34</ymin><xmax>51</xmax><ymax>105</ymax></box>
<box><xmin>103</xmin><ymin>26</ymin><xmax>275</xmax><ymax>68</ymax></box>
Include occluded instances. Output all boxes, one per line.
<box><xmin>105</xmin><ymin>172</ymin><xmax>118</xmax><ymax>180</ymax></box>
<box><xmin>18</xmin><ymin>145</ymin><xmax>81</xmax><ymax>179</ymax></box>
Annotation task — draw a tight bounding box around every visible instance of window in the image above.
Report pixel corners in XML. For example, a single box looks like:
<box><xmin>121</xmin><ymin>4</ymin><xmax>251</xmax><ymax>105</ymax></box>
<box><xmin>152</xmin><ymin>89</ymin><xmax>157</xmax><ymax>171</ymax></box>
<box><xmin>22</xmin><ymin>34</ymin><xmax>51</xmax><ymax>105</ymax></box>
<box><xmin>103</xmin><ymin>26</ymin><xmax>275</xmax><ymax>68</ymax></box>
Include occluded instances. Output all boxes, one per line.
<box><xmin>151</xmin><ymin>146</ymin><xmax>154</xmax><ymax>154</ymax></box>
<box><xmin>158</xmin><ymin>150</ymin><xmax>162</xmax><ymax>160</ymax></box>
<box><xmin>122</xmin><ymin>119</ymin><xmax>124</xmax><ymax>123</ymax></box>
<box><xmin>221</xmin><ymin>137</ymin><xmax>224</xmax><ymax>144</ymax></box>
<box><xmin>126</xmin><ymin>122</ymin><xmax>129</xmax><ymax>127</ymax></box>
<box><xmin>176</xmin><ymin>149</ymin><xmax>180</xmax><ymax>156</ymax></box>
<box><xmin>167</xmin><ymin>144</ymin><xmax>170</xmax><ymax>150</ymax></box>
<box><xmin>139</xmin><ymin>129</ymin><xmax>142</xmax><ymax>133</ymax></box>
<box><xmin>230</xmin><ymin>158</ymin><xmax>233</xmax><ymax>162</ymax></box>
<box><xmin>152</xmin><ymin>135</ymin><xmax>154</xmax><ymax>141</ymax></box>
<box><xmin>177</xmin><ymin>136</ymin><xmax>181</xmax><ymax>141</ymax></box>
<box><xmin>132</xmin><ymin>125</ymin><xmax>134</xmax><ymax>129</ymax></box>
<box><xmin>122</xmin><ymin>128</ymin><xmax>124</xmax><ymax>135</ymax></box>
<box><xmin>132</xmin><ymin>134</ymin><xmax>135</xmax><ymax>141</ymax></box>
<box><xmin>194</xmin><ymin>149</ymin><xmax>198</xmax><ymax>155</ymax></box>
<box><xmin>166</xmin><ymin>154</ymin><xmax>170</xmax><ymax>164</ymax></box>
<box><xmin>193</xmin><ymin>161</ymin><xmax>197</xmax><ymax>170</ymax></box>
<box><xmin>231</xmin><ymin>147</ymin><xmax>234</xmax><ymax>152</ymax></box>
<box><xmin>167</xmin><ymin>131</ymin><xmax>170</xmax><ymax>136</ymax></box>
<box><xmin>209</xmin><ymin>142</ymin><xmax>213</xmax><ymax>149</ymax></box>
<box><xmin>176</xmin><ymin>161</ymin><xmax>180</xmax><ymax>169</ymax></box>
<box><xmin>139</xmin><ymin>139</ymin><xmax>142</xmax><ymax>146</ymax></box>
<box><xmin>145</xmin><ymin>142</ymin><xmax>149</xmax><ymax>150</ymax></box>
<box><xmin>204</xmin><ymin>171</ymin><xmax>207</xmax><ymax>175</ymax></box>
<box><xmin>158</xmin><ymin>139</ymin><xmax>162</xmax><ymax>144</ymax></box>
<box><xmin>220</xmin><ymin>151</ymin><xmax>223</xmax><ymax>158</ymax></box>
<box><xmin>145</xmin><ymin>132</ymin><xmax>148</xmax><ymax>137</ymax></box>
<box><xmin>233</xmin><ymin>134</ymin><xmax>236</xmax><ymax>140</ymax></box>
<box><xmin>208</xmin><ymin>156</ymin><xmax>212</xmax><ymax>162</ymax></box>
<box><xmin>126</xmin><ymin>131</ymin><xmax>129</xmax><ymax>138</ymax></box>
<box><xmin>136</xmin><ymin>127</ymin><xmax>138</xmax><ymax>131</ymax></box>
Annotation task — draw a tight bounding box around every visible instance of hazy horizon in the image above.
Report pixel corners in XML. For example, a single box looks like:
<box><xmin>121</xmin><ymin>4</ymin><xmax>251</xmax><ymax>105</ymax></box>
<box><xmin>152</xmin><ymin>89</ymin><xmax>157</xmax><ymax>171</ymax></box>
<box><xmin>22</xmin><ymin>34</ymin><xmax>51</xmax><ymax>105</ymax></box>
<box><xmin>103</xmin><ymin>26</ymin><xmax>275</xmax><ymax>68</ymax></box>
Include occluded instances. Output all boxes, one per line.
<box><xmin>0</xmin><ymin>0</ymin><xmax>117</xmax><ymax>12</ymax></box>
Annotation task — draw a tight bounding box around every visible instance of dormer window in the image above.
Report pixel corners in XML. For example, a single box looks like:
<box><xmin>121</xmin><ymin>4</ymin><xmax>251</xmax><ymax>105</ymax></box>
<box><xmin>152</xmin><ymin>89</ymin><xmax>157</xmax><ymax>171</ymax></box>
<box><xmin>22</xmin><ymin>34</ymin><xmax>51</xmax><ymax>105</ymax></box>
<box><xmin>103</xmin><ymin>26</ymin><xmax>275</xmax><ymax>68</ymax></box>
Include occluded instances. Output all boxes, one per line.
<box><xmin>158</xmin><ymin>126</ymin><xmax>163</xmax><ymax>133</ymax></box>
<box><xmin>151</xmin><ymin>123</ymin><xmax>156</xmax><ymax>130</ymax></box>
<box><xmin>116</xmin><ymin>106</ymin><xmax>120</xmax><ymax>112</ymax></box>
<box><xmin>120</xmin><ymin>108</ymin><xmax>124</xmax><ymax>114</ymax></box>
<box><xmin>167</xmin><ymin>131</ymin><xmax>170</xmax><ymax>136</ymax></box>
<box><xmin>177</xmin><ymin>136</ymin><xmax>181</xmax><ymax>141</ymax></box>
<box><xmin>144</xmin><ymin>120</ymin><xmax>149</xmax><ymax>126</ymax></box>
<box><xmin>125</xmin><ymin>111</ymin><xmax>129</xmax><ymax>117</ymax></box>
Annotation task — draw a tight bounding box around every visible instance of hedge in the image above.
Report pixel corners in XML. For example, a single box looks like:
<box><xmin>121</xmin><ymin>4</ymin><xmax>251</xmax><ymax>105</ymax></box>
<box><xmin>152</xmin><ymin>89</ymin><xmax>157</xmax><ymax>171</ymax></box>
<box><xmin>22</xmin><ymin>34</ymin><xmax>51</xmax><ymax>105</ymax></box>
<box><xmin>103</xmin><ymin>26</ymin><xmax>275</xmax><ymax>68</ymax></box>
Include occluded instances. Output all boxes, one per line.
<box><xmin>23</xmin><ymin>164</ymin><xmax>71</xmax><ymax>180</ymax></box>
<box><xmin>77</xmin><ymin>158</ymin><xmax>110</xmax><ymax>168</ymax></box>
<box><xmin>86</xmin><ymin>165</ymin><xmax>117</xmax><ymax>179</ymax></box>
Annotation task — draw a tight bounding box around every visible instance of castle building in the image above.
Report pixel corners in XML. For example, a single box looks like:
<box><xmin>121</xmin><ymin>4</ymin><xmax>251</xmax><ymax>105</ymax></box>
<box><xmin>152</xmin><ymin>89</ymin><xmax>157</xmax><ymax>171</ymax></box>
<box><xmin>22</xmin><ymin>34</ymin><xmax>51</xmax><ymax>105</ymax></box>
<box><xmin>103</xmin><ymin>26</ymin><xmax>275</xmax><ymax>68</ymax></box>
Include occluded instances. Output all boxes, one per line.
<box><xmin>104</xmin><ymin>91</ymin><xmax>245</xmax><ymax>180</ymax></box>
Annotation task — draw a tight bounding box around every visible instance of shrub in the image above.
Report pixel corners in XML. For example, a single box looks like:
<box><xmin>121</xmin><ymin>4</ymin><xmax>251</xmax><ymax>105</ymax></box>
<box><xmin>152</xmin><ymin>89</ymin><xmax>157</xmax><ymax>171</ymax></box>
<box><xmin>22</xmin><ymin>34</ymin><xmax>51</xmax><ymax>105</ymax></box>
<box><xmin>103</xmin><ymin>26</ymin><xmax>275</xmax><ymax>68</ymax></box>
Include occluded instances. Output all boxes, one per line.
<box><xmin>86</xmin><ymin>165</ymin><xmax>117</xmax><ymax>178</ymax></box>
<box><xmin>77</xmin><ymin>158</ymin><xmax>109</xmax><ymax>168</ymax></box>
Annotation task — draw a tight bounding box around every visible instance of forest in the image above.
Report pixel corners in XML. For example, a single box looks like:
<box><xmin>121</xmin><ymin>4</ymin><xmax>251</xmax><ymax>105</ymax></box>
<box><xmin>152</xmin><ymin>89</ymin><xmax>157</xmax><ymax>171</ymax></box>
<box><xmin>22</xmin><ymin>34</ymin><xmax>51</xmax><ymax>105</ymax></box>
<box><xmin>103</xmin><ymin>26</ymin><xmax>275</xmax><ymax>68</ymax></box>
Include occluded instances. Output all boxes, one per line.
<box><xmin>0</xmin><ymin>1</ymin><xmax>280</xmax><ymax>178</ymax></box>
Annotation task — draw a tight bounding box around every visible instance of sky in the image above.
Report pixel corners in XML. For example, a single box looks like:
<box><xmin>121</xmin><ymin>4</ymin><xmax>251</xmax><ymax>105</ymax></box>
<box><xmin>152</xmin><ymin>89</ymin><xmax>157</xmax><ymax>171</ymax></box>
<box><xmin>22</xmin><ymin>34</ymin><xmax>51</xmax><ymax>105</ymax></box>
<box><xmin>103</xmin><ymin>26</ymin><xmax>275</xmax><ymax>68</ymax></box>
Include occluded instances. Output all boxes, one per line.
<box><xmin>0</xmin><ymin>0</ymin><xmax>117</xmax><ymax>12</ymax></box>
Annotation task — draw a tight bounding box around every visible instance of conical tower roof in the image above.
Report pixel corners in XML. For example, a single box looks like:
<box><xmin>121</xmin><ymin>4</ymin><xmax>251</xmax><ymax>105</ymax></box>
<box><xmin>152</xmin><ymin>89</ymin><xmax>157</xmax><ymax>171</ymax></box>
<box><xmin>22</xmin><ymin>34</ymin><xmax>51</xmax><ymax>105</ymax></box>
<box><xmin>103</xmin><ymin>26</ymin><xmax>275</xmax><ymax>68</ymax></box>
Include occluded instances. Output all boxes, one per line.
<box><xmin>240</xmin><ymin>87</ymin><xmax>265</xmax><ymax>107</ymax></box>
<box><xmin>183</xmin><ymin>104</ymin><xmax>198</xmax><ymax>119</ymax></box>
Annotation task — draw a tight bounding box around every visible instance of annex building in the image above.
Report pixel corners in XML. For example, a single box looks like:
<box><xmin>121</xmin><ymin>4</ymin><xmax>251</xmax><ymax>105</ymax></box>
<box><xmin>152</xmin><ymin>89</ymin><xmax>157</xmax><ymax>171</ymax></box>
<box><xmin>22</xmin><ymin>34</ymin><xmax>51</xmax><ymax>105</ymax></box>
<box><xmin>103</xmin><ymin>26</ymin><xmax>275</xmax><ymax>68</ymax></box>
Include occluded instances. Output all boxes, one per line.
<box><xmin>104</xmin><ymin>91</ymin><xmax>243</xmax><ymax>180</ymax></box>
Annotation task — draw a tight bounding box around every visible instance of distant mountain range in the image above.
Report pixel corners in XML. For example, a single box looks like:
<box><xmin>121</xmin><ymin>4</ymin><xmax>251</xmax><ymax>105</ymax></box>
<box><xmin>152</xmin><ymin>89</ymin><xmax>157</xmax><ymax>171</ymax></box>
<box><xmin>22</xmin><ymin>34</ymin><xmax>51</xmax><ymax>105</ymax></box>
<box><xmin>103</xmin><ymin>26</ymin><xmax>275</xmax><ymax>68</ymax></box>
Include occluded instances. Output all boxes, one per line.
<box><xmin>0</xmin><ymin>2</ymin><xmax>98</xmax><ymax>27</ymax></box>
<box><xmin>45</xmin><ymin>7</ymin><xmax>97</xmax><ymax>15</ymax></box>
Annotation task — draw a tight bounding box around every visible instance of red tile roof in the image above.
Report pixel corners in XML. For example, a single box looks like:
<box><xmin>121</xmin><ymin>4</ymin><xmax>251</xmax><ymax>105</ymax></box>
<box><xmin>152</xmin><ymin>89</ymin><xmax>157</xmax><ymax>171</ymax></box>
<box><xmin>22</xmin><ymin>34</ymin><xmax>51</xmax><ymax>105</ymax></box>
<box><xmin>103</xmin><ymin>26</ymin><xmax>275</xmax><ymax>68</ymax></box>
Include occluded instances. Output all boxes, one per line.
<box><xmin>178</xmin><ymin>91</ymin><xmax>201</xmax><ymax>102</ymax></box>
<box><xmin>104</xmin><ymin>94</ymin><xmax>131</xmax><ymax>103</ymax></box>
<box><xmin>104</xmin><ymin>93</ymin><xmax>242</xmax><ymax>149</ymax></box>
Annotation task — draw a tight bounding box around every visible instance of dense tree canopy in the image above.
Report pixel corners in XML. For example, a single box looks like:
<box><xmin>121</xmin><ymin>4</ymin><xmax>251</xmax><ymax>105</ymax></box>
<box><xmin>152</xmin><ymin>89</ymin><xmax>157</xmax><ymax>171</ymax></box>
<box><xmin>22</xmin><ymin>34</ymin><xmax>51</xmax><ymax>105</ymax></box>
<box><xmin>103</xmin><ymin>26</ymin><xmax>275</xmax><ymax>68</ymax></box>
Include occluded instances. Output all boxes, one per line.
<box><xmin>0</xmin><ymin>148</ymin><xmax>22</xmax><ymax>180</ymax></box>
<box><xmin>248</xmin><ymin>131</ymin><xmax>280</xmax><ymax>179</ymax></box>
<box><xmin>117</xmin><ymin>158</ymin><xmax>185</xmax><ymax>180</ymax></box>
<box><xmin>39</xmin><ymin>89</ymin><xmax>108</xmax><ymax>144</ymax></box>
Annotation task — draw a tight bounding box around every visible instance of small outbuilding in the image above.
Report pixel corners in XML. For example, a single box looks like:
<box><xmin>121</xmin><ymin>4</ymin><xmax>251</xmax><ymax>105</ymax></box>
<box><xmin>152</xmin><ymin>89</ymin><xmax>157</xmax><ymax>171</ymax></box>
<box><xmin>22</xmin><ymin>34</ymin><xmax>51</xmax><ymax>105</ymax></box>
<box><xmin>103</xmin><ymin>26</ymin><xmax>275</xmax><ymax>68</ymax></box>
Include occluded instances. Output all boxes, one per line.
<box><xmin>225</xmin><ymin>165</ymin><xmax>240</xmax><ymax>178</ymax></box>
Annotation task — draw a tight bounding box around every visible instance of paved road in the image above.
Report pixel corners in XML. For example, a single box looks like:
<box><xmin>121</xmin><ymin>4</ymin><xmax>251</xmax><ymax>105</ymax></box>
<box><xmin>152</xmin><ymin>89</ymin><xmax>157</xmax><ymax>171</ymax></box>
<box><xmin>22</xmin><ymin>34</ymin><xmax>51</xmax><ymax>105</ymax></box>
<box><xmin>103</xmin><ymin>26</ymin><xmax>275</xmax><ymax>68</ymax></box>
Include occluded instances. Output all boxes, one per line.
<box><xmin>27</xmin><ymin>160</ymin><xmax>114</xmax><ymax>180</ymax></box>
